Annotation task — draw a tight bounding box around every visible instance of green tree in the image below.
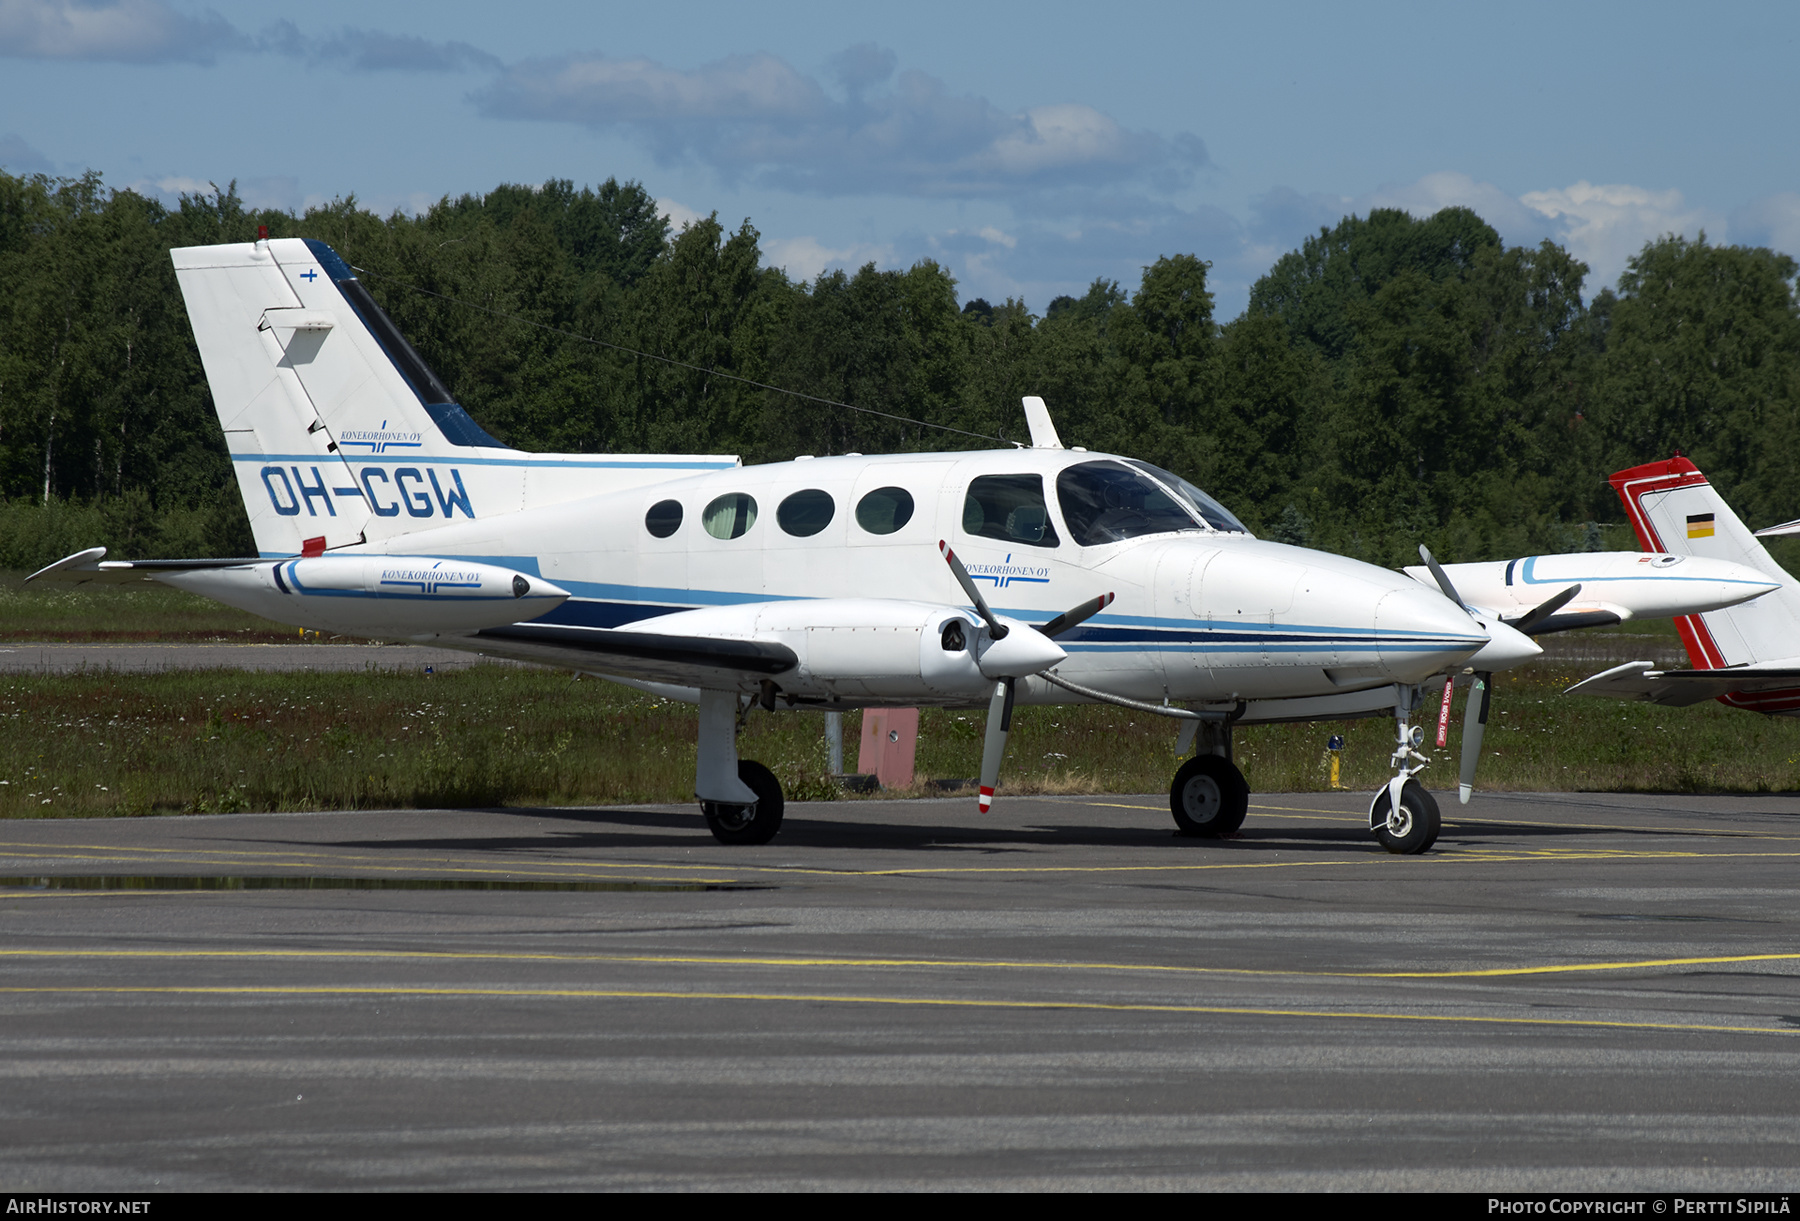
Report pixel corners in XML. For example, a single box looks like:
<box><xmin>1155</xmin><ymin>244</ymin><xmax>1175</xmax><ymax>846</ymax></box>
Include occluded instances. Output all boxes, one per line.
<box><xmin>1589</xmin><ymin>234</ymin><xmax>1800</xmax><ymax>529</ymax></box>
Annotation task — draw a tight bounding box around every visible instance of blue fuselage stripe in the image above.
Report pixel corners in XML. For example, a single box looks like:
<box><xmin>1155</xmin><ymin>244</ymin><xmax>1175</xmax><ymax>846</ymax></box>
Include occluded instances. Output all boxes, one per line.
<box><xmin>234</xmin><ymin>453</ymin><xmax>735</xmax><ymax>471</ymax></box>
<box><xmin>531</xmin><ymin>595</ymin><xmax>1474</xmax><ymax>652</ymax></box>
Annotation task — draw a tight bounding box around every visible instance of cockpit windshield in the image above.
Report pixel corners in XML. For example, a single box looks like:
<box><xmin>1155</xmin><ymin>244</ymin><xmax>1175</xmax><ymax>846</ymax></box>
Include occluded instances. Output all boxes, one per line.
<box><xmin>1122</xmin><ymin>460</ymin><xmax>1251</xmax><ymax>534</ymax></box>
<box><xmin>1055</xmin><ymin>461</ymin><xmax>1208</xmax><ymax>545</ymax></box>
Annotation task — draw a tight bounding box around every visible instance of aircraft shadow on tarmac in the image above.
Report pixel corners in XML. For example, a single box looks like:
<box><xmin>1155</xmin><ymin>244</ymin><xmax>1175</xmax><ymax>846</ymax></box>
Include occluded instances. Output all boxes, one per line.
<box><xmin>255</xmin><ymin>798</ymin><xmax>1725</xmax><ymax>861</ymax></box>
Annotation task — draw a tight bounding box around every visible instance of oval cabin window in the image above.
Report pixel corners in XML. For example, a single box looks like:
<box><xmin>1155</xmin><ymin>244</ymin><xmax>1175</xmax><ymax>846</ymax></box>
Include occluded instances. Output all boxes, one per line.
<box><xmin>702</xmin><ymin>493</ymin><xmax>758</xmax><ymax>540</ymax></box>
<box><xmin>645</xmin><ymin>499</ymin><xmax>683</xmax><ymax>538</ymax></box>
<box><xmin>777</xmin><ymin>489</ymin><xmax>835</xmax><ymax>537</ymax></box>
<box><xmin>855</xmin><ymin>487</ymin><xmax>915</xmax><ymax>535</ymax></box>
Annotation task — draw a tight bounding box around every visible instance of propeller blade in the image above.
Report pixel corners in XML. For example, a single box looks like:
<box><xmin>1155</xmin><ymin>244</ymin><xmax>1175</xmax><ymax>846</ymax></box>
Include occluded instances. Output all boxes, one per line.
<box><xmin>939</xmin><ymin>540</ymin><xmax>1008</xmax><ymax>639</ymax></box>
<box><xmin>977</xmin><ymin>677</ymin><xmax>1015</xmax><ymax>813</ymax></box>
<box><xmin>1505</xmin><ymin>583</ymin><xmax>1583</xmax><ymax>636</ymax></box>
<box><xmin>1418</xmin><ymin>545</ymin><xmax>1469</xmax><ymax>611</ymax></box>
<box><xmin>1458</xmin><ymin>670</ymin><xmax>1491</xmax><ymax>805</ymax></box>
<box><xmin>1037</xmin><ymin>592</ymin><xmax>1115</xmax><ymax>639</ymax></box>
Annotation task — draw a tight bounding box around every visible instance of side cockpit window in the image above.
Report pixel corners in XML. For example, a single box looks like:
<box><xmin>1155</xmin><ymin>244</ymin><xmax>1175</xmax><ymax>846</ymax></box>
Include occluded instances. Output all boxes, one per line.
<box><xmin>962</xmin><ymin>474</ymin><xmax>1059</xmax><ymax>548</ymax></box>
<box><xmin>1056</xmin><ymin>461</ymin><xmax>1205</xmax><ymax>545</ymax></box>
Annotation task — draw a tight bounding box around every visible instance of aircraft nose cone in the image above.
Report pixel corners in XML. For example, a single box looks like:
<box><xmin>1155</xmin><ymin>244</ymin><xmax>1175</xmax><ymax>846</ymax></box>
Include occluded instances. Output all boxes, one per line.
<box><xmin>1375</xmin><ymin>584</ymin><xmax>1489</xmax><ymax>681</ymax></box>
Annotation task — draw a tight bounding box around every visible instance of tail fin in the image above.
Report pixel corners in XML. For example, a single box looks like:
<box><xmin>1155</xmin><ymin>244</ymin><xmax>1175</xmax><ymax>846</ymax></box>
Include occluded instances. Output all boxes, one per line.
<box><xmin>1610</xmin><ymin>455</ymin><xmax>1800</xmax><ymax>686</ymax></box>
<box><xmin>173</xmin><ymin>237</ymin><xmax>736</xmax><ymax>557</ymax></box>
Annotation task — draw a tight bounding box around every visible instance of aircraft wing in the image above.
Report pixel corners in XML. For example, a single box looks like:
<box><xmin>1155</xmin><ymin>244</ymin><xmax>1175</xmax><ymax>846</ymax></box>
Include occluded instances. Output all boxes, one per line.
<box><xmin>466</xmin><ymin>622</ymin><xmax>799</xmax><ymax>690</ymax></box>
<box><xmin>458</xmin><ymin>595</ymin><xmax>1063</xmax><ymax>698</ymax></box>
<box><xmin>1565</xmin><ymin>660</ymin><xmax>1800</xmax><ymax>707</ymax></box>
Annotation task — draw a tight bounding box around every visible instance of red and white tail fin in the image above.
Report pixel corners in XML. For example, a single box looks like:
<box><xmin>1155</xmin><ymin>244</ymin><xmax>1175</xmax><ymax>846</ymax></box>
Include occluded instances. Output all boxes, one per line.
<box><xmin>1610</xmin><ymin>456</ymin><xmax>1800</xmax><ymax>692</ymax></box>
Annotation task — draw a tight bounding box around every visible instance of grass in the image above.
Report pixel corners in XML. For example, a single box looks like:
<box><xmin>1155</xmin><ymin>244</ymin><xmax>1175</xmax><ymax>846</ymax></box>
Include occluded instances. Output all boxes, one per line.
<box><xmin>3</xmin><ymin>650</ymin><xmax>1798</xmax><ymax>820</ymax></box>
<box><xmin>0</xmin><ymin>572</ymin><xmax>291</xmax><ymax>642</ymax></box>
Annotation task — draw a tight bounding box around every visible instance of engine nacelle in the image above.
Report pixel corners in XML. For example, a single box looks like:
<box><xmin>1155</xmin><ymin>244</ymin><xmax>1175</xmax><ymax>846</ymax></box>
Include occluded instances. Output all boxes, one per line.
<box><xmin>634</xmin><ymin>598</ymin><xmax>1065</xmax><ymax>699</ymax></box>
<box><xmin>154</xmin><ymin>556</ymin><xmax>569</xmax><ymax>636</ymax></box>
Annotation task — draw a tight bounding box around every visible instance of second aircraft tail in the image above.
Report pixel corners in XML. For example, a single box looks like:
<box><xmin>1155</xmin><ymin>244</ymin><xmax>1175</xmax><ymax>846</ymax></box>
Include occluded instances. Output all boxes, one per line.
<box><xmin>1610</xmin><ymin>455</ymin><xmax>1800</xmax><ymax>708</ymax></box>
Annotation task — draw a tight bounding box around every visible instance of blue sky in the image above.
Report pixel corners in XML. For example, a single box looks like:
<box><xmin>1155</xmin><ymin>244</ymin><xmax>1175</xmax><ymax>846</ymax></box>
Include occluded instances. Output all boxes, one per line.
<box><xmin>3</xmin><ymin>0</ymin><xmax>1798</xmax><ymax>317</ymax></box>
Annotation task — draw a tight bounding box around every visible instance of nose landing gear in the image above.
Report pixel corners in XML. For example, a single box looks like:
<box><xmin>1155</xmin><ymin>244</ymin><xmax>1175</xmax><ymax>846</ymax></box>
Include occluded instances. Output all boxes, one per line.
<box><xmin>1368</xmin><ymin>685</ymin><xmax>1441</xmax><ymax>854</ymax></box>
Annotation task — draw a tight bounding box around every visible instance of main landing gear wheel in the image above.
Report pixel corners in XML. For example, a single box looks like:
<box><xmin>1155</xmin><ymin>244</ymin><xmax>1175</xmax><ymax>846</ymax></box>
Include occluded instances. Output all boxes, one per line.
<box><xmin>702</xmin><ymin>760</ymin><xmax>785</xmax><ymax>846</ymax></box>
<box><xmin>1372</xmin><ymin>780</ymin><xmax>1440</xmax><ymax>855</ymax></box>
<box><xmin>1169</xmin><ymin>754</ymin><xmax>1250</xmax><ymax>837</ymax></box>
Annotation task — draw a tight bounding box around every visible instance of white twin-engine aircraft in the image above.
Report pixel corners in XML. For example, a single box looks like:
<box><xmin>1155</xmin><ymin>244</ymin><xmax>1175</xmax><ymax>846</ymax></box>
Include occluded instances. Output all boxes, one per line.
<box><xmin>29</xmin><ymin>239</ymin><xmax>1779</xmax><ymax>852</ymax></box>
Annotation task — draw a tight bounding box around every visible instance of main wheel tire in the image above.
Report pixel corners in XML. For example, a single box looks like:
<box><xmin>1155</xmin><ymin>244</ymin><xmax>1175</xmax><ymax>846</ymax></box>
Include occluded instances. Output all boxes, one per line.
<box><xmin>1169</xmin><ymin>754</ymin><xmax>1250</xmax><ymax>837</ymax></box>
<box><xmin>702</xmin><ymin>760</ymin><xmax>784</xmax><ymax>846</ymax></box>
<box><xmin>1372</xmin><ymin>780</ymin><xmax>1441</xmax><ymax>854</ymax></box>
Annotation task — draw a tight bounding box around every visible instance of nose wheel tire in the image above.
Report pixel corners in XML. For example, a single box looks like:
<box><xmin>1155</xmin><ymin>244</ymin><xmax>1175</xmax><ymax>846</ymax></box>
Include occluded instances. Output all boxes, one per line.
<box><xmin>1371</xmin><ymin>780</ymin><xmax>1440</xmax><ymax>854</ymax></box>
<box><xmin>702</xmin><ymin>760</ymin><xmax>785</xmax><ymax>845</ymax></box>
<box><xmin>1169</xmin><ymin>754</ymin><xmax>1250</xmax><ymax>837</ymax></box>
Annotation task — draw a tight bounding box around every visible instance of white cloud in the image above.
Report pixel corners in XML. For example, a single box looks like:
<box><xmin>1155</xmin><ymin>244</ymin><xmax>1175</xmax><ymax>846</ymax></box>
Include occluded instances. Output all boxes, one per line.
<box><xmin>258</xmin><ymin>20</ymin><xmax>499</xmax><ymax>73</ymax></box>
<box><xmin>656</xmin><ymin>196</ymin><xmax>705</xmax><ymax>232</ymax></box>
<box><xmin>475</xmin><ymin>47</ymin><xmax>1203</xmax><ymax>199</ymax></box>
<box><xmin>0</xmin><ymin>0</ymin><xmax>244</xmax><ymax>64</ymax></box>
<box><xmin>490</xmin><ymin>51</ymin><xmax>823</xmax><ymax>125</ymax></box>
<box><xmin>761</xmin><ymin>235</ymin><xmax>894</xmax><ymax>283</ymax></box>
<box><xmin>0</xmin><ymin>4</ymin><xmax>501</xmax><ymax>72</ymax></box>
<box><xmin>122</xmin><ymin>173</ymin><xmax>215</xmax><ymax>201</ymax></box>
<box><xmin>987</xmin><ymin>105</ymin><xmax>1156</xmax><ymax>178</ymax></box>
<box><xmin>1520</xmin><ymin>180</ymin><xmax>1718</xmax><ymax>289</ymax></box>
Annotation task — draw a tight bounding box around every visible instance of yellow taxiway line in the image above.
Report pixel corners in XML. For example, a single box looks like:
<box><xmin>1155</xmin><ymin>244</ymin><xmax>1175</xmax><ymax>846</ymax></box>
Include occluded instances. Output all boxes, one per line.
<box><xmin>3</xmin><ymin>945</ymin><xmax>1798</xmax><ymax>982</ymax></box>
<box><xmin>0</xmin><ymin>983</ymin><xmax>1787</xmax><ymax>1038</ymax></box>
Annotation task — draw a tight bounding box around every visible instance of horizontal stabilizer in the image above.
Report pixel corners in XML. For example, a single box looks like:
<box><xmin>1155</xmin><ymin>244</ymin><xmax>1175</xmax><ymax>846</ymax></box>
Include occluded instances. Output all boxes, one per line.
<box><xmin>26</xmin><ymin>548</ymin><xmax>263</xmax><ymax>586</ymax></box>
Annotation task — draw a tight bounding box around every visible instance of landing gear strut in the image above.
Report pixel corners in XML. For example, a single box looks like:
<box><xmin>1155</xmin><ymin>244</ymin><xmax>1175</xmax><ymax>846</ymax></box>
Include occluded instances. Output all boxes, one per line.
<box><xmin>696</xmin><ymin>689</ymin><xmax>785</xmax><ymax>846</ymax></box>
<box><xmin>702</xmin><ymin>759</ymin><xmax>785</xmax><ymax>845</ymax></box>
<box><xmin>1368</xmin><ymin>684</ymin><xmax>1441</xmax><ymax>854</ymax></box>
<box><xmin>1169</xmin><ymin>717</ymin><xmax>1249</xmax><ymax>837</ymax></box>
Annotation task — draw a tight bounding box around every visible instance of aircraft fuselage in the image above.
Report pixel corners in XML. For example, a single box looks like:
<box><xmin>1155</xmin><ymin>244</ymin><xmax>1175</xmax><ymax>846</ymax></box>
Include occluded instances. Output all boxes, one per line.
<box><xmin>345</xmin><ymin>446</ymin><xmax>1489</xmax><ymax>709</ymax></box>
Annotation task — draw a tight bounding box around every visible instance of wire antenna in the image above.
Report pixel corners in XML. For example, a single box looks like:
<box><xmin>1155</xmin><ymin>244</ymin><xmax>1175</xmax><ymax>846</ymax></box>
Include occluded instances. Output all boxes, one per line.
<box><xmin>353</xmin><ymin>265</ymin><xmax>1015</xmax><ymax>448</ymax></box>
